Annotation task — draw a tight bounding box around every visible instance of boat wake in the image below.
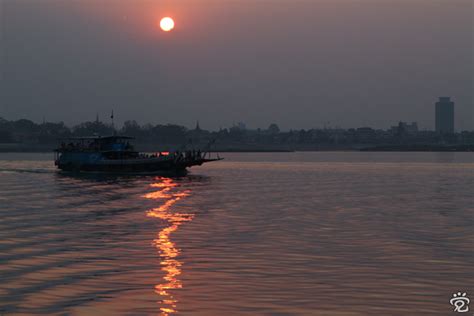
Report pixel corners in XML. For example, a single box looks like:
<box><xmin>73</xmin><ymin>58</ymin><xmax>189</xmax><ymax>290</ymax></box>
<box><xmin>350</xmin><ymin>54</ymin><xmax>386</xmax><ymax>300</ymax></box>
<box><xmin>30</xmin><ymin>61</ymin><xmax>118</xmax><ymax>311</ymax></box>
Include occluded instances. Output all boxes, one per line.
<box><xmin>0</xmin><ymin>168</ymin><xmax>55</xmax><ymax>174</ymax></box>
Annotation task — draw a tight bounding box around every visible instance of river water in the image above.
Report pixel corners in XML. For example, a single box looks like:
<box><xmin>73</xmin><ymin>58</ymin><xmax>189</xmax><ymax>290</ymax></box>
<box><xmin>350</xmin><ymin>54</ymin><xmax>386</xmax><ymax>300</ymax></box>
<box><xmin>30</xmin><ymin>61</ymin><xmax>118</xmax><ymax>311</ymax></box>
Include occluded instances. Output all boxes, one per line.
<box><xmin>0</xmin><ymin>152</ymin><xmax>473</xmax><ymax>315</ymax></box>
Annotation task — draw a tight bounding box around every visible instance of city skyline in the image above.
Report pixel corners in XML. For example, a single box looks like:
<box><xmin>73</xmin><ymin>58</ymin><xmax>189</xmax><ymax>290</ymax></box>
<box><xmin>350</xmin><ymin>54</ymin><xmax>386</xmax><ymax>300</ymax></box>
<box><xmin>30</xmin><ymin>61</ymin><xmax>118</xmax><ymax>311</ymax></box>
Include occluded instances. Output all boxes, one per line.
<box><xmin>1</xmin><ymin>0</ymin><xmax>472</xmax><ymax>131</ymax></box>
<box><xmin>1</xmin><ymin>96</ymin><xmax>470</xmax><ymax>132</ymax></box>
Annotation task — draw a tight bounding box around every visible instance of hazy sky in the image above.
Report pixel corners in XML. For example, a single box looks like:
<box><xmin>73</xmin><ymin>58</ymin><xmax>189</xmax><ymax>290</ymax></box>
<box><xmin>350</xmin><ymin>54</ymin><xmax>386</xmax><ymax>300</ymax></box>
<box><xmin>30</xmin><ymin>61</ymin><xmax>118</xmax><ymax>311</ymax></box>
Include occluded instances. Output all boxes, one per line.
<box><xmin>1</xmin><ymin>0</ymin><xmax>472</xmax><ymax>130</ymax></box>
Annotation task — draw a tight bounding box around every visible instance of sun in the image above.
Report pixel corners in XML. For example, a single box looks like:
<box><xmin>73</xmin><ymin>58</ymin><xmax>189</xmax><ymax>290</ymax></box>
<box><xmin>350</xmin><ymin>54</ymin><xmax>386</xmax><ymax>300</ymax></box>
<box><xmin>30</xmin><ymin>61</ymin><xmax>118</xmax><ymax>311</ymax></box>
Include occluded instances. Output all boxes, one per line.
<box><xmin>160</xmin><ymin>17</ymin><xmax>175</xmax><ymax>32</ymax></box>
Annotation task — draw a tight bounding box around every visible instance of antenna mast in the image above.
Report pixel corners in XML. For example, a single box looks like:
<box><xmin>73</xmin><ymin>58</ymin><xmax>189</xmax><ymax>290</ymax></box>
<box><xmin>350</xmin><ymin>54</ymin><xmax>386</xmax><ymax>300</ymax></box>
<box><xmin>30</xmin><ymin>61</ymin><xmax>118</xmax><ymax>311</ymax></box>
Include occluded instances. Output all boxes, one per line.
<box><xmin>111</xmin><ymin>110</ymin><xmax>115</xmax><ymax>135</ymax></box>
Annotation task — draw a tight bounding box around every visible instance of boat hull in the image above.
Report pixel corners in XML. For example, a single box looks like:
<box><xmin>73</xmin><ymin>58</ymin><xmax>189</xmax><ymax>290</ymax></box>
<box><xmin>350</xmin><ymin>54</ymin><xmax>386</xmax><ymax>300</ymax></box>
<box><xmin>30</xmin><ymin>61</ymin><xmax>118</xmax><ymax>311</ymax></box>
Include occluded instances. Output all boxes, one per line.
<box><xmin>57</xmin><ymin>156</ymin><xmax>220</xmax><ymax>174</ymax></box>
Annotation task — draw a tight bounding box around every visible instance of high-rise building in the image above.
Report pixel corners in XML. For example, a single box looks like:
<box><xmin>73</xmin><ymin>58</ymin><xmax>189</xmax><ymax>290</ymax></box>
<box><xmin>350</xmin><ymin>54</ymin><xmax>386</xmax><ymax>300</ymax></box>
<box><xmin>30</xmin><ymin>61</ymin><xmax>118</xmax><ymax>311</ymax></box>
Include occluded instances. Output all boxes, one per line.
<box><xmin>435</xmin><ymin>97</ymin><xmax>454</xmax><ymax>133</ymax></box>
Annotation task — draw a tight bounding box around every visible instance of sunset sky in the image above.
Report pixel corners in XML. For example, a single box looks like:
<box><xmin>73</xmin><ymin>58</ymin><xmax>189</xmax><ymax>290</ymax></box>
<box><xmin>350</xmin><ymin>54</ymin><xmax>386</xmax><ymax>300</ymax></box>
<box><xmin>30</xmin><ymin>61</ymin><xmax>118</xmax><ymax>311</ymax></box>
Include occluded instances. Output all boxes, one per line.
<box><xmin>1</xmin><ymin>0</ymin><xmax>472</xmax><ymax>130</ymax></box>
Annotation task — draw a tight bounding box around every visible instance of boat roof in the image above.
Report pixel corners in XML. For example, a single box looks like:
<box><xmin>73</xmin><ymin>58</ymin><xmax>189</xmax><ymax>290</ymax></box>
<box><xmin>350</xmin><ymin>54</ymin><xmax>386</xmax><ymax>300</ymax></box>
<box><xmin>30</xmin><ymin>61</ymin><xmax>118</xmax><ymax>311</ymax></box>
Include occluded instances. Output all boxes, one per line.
<box><xmin>60</xmin><ymin>135</ymin><xmax>135</xmax><ymax>141</ymax></box>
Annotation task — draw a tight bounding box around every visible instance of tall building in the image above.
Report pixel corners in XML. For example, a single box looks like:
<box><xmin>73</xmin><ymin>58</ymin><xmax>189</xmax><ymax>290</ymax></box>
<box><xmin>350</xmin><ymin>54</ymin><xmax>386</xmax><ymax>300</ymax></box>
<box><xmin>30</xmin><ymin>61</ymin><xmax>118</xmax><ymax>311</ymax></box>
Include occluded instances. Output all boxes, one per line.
<box><xmin>435</xmin><ymin>97</ymin><xmax>454</xmax><ymax>133</ymax></box>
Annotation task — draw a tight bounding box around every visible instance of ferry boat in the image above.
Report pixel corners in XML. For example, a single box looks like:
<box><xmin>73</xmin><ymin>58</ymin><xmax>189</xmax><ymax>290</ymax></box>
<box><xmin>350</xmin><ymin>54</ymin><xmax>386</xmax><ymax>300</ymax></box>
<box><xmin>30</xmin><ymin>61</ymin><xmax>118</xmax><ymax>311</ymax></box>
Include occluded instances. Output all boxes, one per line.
<box><xmin>54</xmin><ymin>135</ymin><xmax>222</xmax><ymax>174</ymax></box>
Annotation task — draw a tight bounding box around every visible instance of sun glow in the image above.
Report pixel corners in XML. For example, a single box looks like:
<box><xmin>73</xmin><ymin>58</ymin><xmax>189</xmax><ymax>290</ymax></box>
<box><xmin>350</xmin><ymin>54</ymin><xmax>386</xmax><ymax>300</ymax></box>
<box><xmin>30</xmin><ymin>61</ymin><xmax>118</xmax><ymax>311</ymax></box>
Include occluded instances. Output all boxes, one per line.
<box><xmin>160</xmin><ymin>17</ymin><xmax>175</xmax><ymax>32</ymax></box>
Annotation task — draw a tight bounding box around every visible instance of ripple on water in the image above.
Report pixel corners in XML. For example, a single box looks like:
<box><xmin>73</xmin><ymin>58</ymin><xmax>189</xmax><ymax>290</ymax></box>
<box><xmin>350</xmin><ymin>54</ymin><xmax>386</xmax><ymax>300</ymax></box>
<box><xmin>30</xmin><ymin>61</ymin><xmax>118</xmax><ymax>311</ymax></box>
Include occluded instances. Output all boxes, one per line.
<box><xmin>0</xmin><ymin>152</ymin><xmax>473</xmax><ymax>315</ymax></box>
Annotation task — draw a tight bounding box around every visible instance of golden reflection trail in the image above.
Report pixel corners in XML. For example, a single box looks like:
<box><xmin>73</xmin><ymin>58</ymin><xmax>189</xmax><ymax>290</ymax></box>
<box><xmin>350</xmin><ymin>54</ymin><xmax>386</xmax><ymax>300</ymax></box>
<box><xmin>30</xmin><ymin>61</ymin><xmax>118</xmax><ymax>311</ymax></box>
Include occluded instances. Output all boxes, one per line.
<box><xmin>144</xmin><ymin>177</ymin><xmax>193</xmax><ymax>316</ymax></box>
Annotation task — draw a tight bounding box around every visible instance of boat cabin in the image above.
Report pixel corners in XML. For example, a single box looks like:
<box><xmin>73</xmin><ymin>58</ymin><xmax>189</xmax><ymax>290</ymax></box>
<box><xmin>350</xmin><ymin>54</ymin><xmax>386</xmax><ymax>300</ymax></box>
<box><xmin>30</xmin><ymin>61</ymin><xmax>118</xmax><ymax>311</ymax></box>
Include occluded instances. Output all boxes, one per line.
<box><xmin>57</xmin><ymin>136</ymin><xmax>135</xmax><ymax>153</ymax></box>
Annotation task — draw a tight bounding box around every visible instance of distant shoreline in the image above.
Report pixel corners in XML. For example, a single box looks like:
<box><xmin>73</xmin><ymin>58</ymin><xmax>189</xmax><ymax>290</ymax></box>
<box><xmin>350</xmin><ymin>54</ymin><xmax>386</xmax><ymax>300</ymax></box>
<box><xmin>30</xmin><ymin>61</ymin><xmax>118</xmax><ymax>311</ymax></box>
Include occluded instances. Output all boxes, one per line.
<box><xmin>360</xmin><ymin>145</ymin><xmax>474</xmax><ymax>152</ymax></box>
<box><xmin>1</xmin><ymin>146</ymin><xmax>473</xmax><ymax>153</ymax></box>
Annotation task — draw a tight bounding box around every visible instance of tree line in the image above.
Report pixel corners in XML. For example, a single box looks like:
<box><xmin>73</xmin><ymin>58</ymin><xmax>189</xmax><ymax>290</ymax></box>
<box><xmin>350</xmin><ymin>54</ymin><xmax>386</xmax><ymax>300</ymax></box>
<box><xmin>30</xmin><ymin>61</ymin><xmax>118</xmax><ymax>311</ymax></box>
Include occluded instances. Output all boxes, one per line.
<box><xmin>1</xmin><ymin>117</ymin><xmax>473</xmax><ymax>147</ymax></box>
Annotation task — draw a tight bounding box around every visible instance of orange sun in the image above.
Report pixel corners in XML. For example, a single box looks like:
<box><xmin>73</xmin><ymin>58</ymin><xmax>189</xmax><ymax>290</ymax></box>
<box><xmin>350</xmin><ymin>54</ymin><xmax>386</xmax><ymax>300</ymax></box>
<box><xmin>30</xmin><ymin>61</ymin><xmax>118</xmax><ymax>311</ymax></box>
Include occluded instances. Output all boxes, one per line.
<box><xmin>160</xmin><ymin>17</ymin><xmax>175</xmax><ymax>32</ymax></box>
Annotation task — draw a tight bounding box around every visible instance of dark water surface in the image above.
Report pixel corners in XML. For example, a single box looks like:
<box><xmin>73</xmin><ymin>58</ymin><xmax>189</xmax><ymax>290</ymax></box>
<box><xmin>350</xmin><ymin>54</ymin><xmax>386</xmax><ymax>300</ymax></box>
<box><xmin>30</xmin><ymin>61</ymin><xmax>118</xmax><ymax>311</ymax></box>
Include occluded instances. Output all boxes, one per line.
<box><xmin>0</xmin><ymin>152</ymin><xmax>473</xmax><ymax>315</ymax></box>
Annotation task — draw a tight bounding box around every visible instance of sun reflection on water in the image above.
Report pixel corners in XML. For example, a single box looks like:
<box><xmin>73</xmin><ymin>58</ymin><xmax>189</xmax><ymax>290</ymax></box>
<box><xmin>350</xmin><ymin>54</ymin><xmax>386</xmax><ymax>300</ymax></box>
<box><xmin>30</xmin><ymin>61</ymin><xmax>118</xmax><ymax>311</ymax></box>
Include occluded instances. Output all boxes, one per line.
<box><xmin>144</xmin><ymin>177</ymin><xmax>194</xmax><ymax>316</ymax></box>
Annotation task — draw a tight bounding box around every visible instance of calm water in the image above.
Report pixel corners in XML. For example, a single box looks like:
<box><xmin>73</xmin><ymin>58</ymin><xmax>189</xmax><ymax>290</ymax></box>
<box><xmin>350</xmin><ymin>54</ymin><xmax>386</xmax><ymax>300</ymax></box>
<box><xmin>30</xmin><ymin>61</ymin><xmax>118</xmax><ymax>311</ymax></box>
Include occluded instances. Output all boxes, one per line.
<box><xmin>0</xmin><ymin>152</ymin><xmax>473</xmax><ymax>316</ymax></box>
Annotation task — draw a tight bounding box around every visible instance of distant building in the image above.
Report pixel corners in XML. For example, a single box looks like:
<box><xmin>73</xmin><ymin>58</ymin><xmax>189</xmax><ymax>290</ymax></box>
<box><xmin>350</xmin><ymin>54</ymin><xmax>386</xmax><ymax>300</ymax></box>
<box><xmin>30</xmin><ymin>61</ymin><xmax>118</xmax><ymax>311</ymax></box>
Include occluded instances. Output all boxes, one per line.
<box><xmin>355</xmin><ymin>127</ymin><xmax>376</xmax><ymax>143</ymax></box>
<box><xmin>229</xmin><ymin>122</ymin><xmax>247</xmax><ymax>133</ymax></box>
<box><xmin>267</xmin><ymin>123</ymin><xmax>280</xmax><ymax>135</ymax></box>
<box><xmin>402</xmin><ymin>122</ymin><xmax>418</xmax><ymax>134</ymax></box>
<box><xmin>390</xmin><ymin>121</ymin><xmax>419</xmax><ymax>135</ymax></box>
<box><xmin>435</xmin><ymin>97</ymin><xmax>454</xmax><ymax>133</ymax></box>
<box><xmin>237</xmin><ymin>122</ymin><xmax>247</xmax><ymax>131</ymax></box>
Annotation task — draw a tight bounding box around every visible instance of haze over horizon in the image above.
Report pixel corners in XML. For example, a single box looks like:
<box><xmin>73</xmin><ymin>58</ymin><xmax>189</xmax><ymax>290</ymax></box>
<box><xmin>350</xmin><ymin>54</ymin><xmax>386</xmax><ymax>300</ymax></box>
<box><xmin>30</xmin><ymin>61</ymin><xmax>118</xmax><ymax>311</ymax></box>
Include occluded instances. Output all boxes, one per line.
<box><xmin>1</xmin><ymin>0</ymin><xmax>472</xmax><ymax>131</ymax></box>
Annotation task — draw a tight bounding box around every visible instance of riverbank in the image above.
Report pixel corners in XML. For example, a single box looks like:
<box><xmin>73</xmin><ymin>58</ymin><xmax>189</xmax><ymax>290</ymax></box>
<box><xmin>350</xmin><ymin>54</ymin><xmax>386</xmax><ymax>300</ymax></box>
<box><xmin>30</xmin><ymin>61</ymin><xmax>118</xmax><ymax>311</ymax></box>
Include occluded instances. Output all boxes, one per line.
<box><xmin>1</xmin><ymin>143</ymin><xmax>473</xmax><ymax>153</ymax></box>
<box><xmin>361</xmin><ymin>144</ymin><xmax>474</xmax><ymax>152</ymax></box>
